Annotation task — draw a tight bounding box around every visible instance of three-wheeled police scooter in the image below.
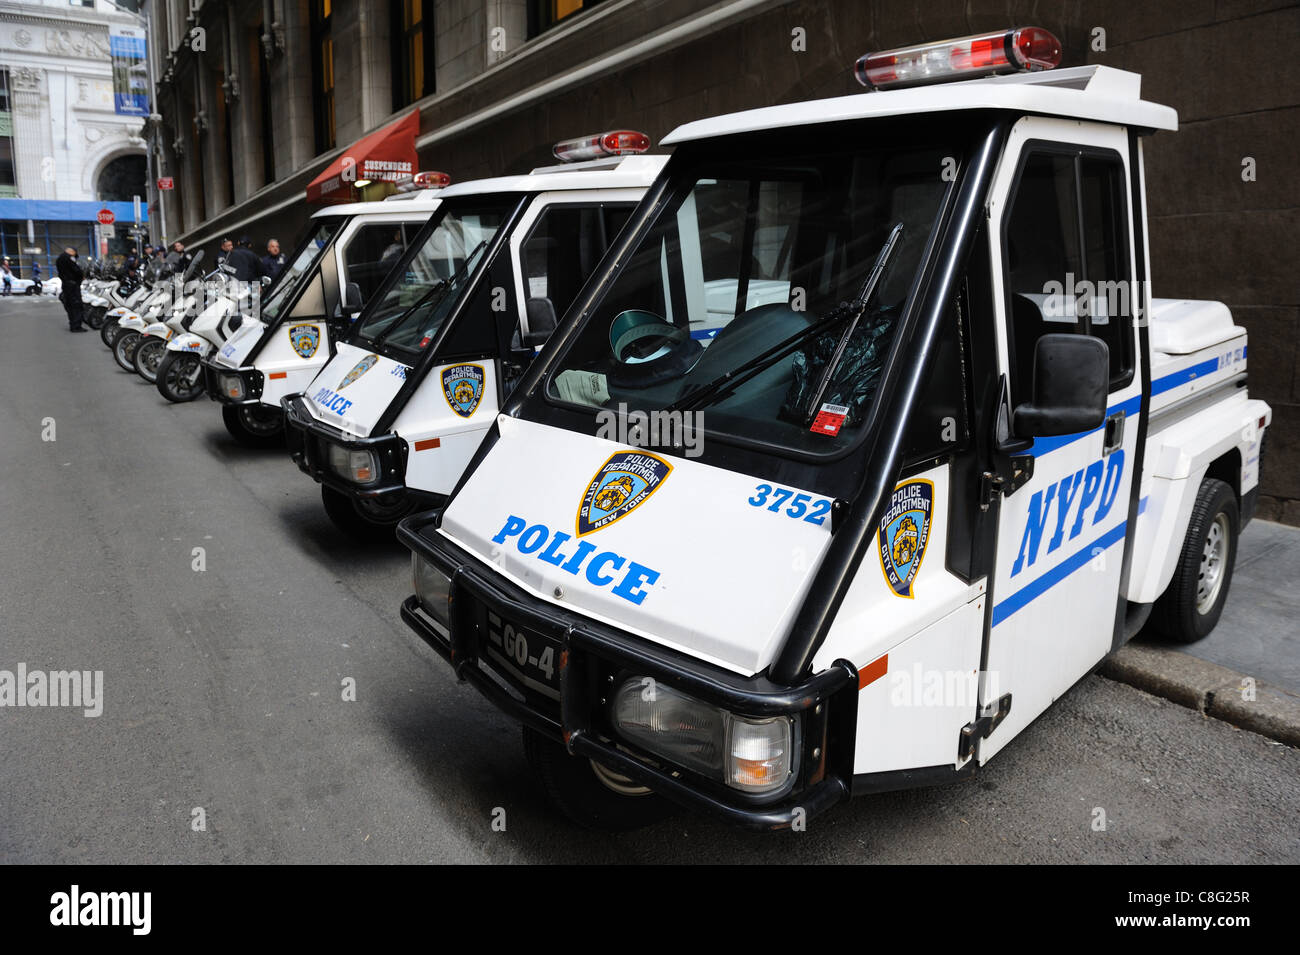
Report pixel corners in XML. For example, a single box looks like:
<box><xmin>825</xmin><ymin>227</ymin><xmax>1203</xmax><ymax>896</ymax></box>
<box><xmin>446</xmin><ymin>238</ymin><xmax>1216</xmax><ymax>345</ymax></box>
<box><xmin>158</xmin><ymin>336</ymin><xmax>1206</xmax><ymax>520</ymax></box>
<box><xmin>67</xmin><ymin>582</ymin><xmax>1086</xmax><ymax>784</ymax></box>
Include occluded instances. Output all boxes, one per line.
<box><xmin>204</xmin><ymin>186</ymin><xmax>446</xmax><ymax>447</ymax></box>
<box><xmin>396</xmin><ymin>31</ymin><xmax>1271</xmax><ymax>830</ymax></box>
<box><xmin>283</xmin><ymin>136</ymin><xmax>664</xmax><ymax>535</ymax></box>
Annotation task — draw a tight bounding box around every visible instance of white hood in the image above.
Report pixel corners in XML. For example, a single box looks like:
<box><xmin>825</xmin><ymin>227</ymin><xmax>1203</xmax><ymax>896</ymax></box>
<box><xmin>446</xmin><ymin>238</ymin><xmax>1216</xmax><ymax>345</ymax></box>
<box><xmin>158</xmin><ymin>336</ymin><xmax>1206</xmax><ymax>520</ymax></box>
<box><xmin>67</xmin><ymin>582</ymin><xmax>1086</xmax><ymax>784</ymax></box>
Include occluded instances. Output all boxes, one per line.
<box><xmin>438</xmin><ymin>417</ymin><xmax>835</xmax><ymax>675</ymax></box>
<box><xmin>304</xmin><ymin>341</ymin><xmax>411</xmax><ymax>437</ymax></box>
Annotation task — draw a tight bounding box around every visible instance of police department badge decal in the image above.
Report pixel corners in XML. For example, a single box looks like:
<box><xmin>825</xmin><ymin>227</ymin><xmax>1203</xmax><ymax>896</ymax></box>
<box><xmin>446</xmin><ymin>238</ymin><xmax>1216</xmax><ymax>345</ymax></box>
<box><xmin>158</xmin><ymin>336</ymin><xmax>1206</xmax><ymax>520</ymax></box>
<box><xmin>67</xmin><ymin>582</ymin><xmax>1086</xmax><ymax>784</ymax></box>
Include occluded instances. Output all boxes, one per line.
<box><xmin>288</xmin><ymin>324</ymin><xmax>320</xmax><ymax>359</ymax></box>
<box><xmin>338</xmin><ymin>354</ymin><xmax>378</xmax><ymax>389</ymax></box>
<box><xmin>877</xmin><ymin>479</ymin><xmax>933</xmax><ymax>598</ymax></box>
<box><xmin>441</xmin><ymin>363</ymin><xmax>485</xmax><ymax>418</ymax></box>
<box><xmin>576</xmin><ymin>451</ymin><xmax>673</xmax><ymax>536</ymax></box>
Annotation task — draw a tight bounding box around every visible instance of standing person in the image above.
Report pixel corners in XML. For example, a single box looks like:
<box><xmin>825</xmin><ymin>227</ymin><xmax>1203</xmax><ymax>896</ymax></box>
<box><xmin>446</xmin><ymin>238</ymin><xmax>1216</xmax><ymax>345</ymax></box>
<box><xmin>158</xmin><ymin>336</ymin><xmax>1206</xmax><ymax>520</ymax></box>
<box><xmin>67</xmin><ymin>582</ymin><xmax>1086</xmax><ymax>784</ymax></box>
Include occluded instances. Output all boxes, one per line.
<box><xmin>55</xmin><ymin>247</ymin><xmax>88</xmax><ymax>332</ymax></box>
<box><xmin>169</xmin><ymin>241</ymin><xmax>192</xmax><ymax>275</ymax></box>
<box><xmin>216</xmin><ymin>237</ymin><xmax>234</xmax><ymax>266</ymax></box>
<box><xmin>1</xmin><ymin>258</ymin><xmax>12</xmax><ymax>296</ymax></box>
<box><xmin>31</xmin><ymin>259</ymin><xmax>42</xmax><ymax>293</ymax></box>
<box><xmin>259</xmin><ymin>238</ymin><xmax>285</xmax><ymax>281</ymax></box>
<box><xmin>224</xmin><ymin>236</ymin><xmax>261</xmax><ymax>282</ymax></box>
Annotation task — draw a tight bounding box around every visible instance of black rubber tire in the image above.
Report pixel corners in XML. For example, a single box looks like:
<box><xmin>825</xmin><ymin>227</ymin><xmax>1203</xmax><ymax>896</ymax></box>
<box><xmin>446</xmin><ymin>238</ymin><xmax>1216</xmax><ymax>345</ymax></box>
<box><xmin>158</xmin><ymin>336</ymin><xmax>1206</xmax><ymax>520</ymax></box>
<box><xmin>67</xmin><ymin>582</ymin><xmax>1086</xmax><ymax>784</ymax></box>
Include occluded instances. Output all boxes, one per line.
<box><xmin>522</xmin><ymin>726</ymin><xmax>676</xmax><ymax>831</ymax></box>
<box><xmin>321</xmin><ymin>485</ymin><xmax>410</xmax><ymax>540</ymax></box>
<box><xmin>1151</xmin><ymin>478</ymin><xmax>1238</xmax><ymax>644</ymax></box>
<box><xmin>113</xmin><ymin>330</ymin><xmax>142</xmax><ymax>372</ymax></box>
<box><xmin>85</xmin><ymin>306</ymin><xmax>105</xmax><ymax>330</ymax></box>
<box><xmin>222</xmin><ymin>404</ymin><xmax>285</xmax><ymax>449</ymax></box>
<box><xmin>133</xmin><ymin>336</ymin><xmax>168</xmax><ymax>383</ymax></box>
<box><xmin>100</xmin><ymin>317</ymin><xmax>120</xmax><ymax>347</ymax></box>
<box><xmin>155</xmin><ymin>351</ymin><xmax>206</xmax><ymax>402</ymax></box>
<box><xmin>24</xmin><ymin>285</ymin><xmax>35</xmax><ymax>296</ymax></box>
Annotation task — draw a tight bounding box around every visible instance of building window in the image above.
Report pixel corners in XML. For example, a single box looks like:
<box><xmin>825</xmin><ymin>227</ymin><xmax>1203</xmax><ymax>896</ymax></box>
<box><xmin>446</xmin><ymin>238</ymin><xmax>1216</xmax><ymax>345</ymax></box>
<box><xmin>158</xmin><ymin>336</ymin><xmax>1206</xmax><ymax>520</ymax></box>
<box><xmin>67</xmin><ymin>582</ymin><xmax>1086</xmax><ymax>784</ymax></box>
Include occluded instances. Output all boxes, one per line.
<box><xmin>392</xmin><ymin>0</ymin><xmax>435</xmax><ymax>109</ymax></box>
<box><xmin>311</xmin><ymin>0</ymin><xmax>336</xmax><ymax>153</ymax></box>
<box><xmin>257</xmin><ymin>26</ymin><xmax>276</xmax><ymax>185</ymax></box>
<box><xmin>0</xmin><ymin>70</ymin><xmax>15</xmax><ymax>198</ymax></box>
<box><xmin>527</xmin><ymin>0</ymin><xmax>609</xmax><ymax>38</ymax></box>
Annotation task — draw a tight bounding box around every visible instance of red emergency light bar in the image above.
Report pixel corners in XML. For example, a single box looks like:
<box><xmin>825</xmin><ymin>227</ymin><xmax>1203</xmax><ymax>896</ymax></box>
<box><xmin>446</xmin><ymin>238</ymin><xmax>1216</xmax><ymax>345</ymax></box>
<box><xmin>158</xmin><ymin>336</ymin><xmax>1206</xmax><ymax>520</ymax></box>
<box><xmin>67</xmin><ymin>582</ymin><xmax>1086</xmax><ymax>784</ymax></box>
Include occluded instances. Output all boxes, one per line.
<box><xmin>855</xmin><ymin>27</ymin><xmax>1062</xmax><ymax>91</ymax></box>
<box><xmin>552</xmin><ymin>130</ymin><xmax>651</xmax><ymax>163</ymax></box>
<box><xmin>413</xmin><ymin>170</ymin><xmax>451</xmax><ymax>188</ymax></box>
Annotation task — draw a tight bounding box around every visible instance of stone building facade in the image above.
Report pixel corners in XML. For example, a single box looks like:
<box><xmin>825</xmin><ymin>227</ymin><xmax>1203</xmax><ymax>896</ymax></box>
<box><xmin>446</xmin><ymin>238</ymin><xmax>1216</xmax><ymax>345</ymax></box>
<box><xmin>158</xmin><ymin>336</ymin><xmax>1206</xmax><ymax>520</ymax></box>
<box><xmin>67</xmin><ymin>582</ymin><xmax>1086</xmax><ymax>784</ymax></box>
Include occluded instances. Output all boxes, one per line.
<box><xmin>150</xmin><ymin>0</ymin><xmax>1299</xmax><ymax>522</ymax></box>
<box><xmin>0</xmin><ymin>0</ymin><xmax>149</xmax><ymax>266</ymax></box>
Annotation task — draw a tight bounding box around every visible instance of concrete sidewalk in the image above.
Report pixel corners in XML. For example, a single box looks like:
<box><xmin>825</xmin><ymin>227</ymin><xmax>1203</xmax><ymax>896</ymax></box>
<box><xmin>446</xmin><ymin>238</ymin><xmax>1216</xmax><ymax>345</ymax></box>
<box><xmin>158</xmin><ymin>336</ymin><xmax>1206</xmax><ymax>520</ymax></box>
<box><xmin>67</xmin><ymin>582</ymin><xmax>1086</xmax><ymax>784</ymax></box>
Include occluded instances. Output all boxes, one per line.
<box><xmin>1103</xmin><ymin>519</ymin><xmax>1300</xmax><ymax>746</ymax></box>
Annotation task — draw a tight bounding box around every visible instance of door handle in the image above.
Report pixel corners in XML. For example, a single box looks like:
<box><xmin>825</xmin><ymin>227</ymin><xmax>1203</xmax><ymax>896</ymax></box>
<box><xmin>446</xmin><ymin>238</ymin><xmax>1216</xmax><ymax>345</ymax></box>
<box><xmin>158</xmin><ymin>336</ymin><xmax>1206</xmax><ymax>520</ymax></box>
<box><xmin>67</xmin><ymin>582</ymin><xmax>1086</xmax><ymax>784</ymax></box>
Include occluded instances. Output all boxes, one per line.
<box><xmin>1103</xmin><ymin>410</ymin><xmax>1125</xmax><ymax>455</ymax></box>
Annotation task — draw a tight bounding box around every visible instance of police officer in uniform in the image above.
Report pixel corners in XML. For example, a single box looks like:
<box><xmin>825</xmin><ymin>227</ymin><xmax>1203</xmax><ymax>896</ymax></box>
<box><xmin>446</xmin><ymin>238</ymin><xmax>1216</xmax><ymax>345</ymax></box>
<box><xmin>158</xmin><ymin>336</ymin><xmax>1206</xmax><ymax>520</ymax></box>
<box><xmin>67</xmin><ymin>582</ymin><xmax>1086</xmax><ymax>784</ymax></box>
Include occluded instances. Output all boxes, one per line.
<box><xmin>55</xmin><ymin>247</ymin><xmax>88</xmax><ymax>332</ymax></box>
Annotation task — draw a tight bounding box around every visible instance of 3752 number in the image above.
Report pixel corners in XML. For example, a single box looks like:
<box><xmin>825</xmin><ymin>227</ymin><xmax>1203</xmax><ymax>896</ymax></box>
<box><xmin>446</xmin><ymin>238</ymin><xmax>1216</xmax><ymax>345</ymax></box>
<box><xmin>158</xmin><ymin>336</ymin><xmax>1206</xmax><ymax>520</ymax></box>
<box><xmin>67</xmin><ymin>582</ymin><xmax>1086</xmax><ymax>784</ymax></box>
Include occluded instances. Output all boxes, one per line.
<box><xmin>748</xmin><ymin>484</ymin><xmax>831</xmax><ymax>526</ymax></box>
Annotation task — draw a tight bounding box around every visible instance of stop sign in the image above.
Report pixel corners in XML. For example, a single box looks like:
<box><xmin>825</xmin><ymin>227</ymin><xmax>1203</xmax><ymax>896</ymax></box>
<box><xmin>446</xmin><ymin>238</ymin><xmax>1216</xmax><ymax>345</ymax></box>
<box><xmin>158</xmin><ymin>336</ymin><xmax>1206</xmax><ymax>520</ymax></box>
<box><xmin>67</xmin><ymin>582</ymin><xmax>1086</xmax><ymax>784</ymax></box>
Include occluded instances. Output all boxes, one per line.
<box><xmin>96</xmin><ymin>209</ymin><xmax>115</xmax><ymax>225</ymax></box>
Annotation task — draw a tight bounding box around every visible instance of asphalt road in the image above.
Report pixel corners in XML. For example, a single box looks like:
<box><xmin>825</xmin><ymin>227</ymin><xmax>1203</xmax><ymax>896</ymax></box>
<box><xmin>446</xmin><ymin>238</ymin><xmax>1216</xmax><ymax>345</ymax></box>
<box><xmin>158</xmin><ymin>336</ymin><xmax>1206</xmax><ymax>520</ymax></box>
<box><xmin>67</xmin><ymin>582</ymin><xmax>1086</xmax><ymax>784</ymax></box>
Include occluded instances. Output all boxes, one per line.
<box><xmin>1</xmin><ymin>297</ymin><xmax>1297</xmax><ymax>864</ymax></box>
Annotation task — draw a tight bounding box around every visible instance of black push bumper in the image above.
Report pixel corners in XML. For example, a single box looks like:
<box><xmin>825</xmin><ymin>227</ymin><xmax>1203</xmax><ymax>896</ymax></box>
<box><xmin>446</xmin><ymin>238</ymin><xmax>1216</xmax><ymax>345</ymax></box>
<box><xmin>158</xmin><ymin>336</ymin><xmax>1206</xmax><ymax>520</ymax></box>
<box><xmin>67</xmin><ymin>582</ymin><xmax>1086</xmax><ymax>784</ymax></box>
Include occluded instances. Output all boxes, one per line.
<box><xmin>202</xmin><ymin>358</ymin><xmax>264</xmax><ymax>406</ymax></box>
<box><xmin>396</xmin><ymin>511</ymin><xmax>860</xmax><ymax>830</ymax></box>
<box><xmin>281</xmin><ymin>393</ymin><xmax>419</xmax><ymax>504</ymax></box>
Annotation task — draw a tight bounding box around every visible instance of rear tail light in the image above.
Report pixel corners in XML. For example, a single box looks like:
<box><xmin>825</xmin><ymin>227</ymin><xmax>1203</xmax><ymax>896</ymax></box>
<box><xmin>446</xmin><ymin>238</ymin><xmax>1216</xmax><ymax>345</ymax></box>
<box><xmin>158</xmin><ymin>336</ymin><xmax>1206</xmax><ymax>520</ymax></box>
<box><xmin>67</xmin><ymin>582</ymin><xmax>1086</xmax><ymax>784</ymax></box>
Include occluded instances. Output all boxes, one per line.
<box><xmin>552</xmin><ymin>130</ymin><xmax>651</xmax><ymax>163</ymax></box>
<box><xmin>855</xmin><ymin>27</ymin><xmax>1062</xmax><ymax>90</ymax></box>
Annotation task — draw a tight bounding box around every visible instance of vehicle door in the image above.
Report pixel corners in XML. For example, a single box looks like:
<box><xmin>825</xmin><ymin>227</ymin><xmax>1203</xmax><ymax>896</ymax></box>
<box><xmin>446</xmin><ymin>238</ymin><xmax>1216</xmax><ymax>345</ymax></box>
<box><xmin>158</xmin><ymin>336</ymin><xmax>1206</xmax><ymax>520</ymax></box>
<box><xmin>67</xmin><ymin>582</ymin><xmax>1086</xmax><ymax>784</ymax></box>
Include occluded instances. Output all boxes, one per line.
<box><xmin>980</xmin><ymin>117</ymin><xmax>1142</xmax><ymax>760</ymax></box>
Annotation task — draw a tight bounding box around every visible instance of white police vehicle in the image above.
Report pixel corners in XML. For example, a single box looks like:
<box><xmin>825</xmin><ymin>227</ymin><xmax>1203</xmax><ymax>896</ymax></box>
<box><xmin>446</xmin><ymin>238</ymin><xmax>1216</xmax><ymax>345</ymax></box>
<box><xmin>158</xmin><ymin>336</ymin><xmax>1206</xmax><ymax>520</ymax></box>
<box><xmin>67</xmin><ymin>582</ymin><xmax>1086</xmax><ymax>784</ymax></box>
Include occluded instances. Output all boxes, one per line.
<box><xmin>396</xmin><ymin>30</ymin><xmax>1272</xmax><ymax>829</ymax></box>
<box><xmin>282</xmin><ymin>134</ymin><xmax>665</xmax><ymax>536</ymax></box>
<box><xmin>203</xmin><ymin>185</ymin><xmax>446</xmax><ymax>446</ymax></box>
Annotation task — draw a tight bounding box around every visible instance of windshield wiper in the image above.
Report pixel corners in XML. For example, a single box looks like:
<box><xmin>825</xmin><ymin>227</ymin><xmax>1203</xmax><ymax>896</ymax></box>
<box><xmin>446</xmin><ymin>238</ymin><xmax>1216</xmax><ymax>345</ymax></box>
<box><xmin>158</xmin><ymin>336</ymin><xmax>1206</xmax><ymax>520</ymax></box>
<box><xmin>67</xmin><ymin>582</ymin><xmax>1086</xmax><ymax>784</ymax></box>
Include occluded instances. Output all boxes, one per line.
<box><xmin>370</xmin><ymin>239</ymin><xmax>488</xmax><ymax>350</ymax></box>
<box><xmin>664</xmin><ymin>306</ymin><xmax>857</xmax><ymax>415</ymax></box>
<box><xmin>665</xmin><ymin>223</ymin><xmax>904</xmax><ymax>416</ymax></box>
<box><xmin>801</xmin><ymin>221</ymin><xmax>903</xmax><ymax>424</ymax></box>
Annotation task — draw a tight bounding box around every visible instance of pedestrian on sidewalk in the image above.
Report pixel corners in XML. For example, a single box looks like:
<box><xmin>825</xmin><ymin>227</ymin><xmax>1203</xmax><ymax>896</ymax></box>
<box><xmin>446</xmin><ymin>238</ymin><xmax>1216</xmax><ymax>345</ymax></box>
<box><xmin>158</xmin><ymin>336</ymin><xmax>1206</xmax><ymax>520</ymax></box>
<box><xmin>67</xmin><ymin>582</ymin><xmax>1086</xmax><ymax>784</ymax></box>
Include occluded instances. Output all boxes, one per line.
<box><xmin>1</xmin><ymin>257</ymin><xmax>12</xmax><ymax>296</ymax></box>
<box><xmin>31</xmin><ymin>259</ymin><xmax>42</xmax><ymax>293</ymax></box>
<box><xmin>55</xmin><ymin>247</ymin><xmax>87</xmax><ymax>332</ymax></box>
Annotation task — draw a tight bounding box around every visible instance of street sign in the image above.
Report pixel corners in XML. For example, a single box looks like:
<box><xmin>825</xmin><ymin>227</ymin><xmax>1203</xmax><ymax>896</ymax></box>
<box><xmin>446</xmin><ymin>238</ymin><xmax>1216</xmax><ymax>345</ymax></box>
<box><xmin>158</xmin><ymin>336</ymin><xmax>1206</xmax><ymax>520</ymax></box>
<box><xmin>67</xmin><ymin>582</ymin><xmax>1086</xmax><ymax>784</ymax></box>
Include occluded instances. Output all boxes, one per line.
<box><xmin>132</xmin><ymin>195</ymin><xmax>141</xmax><ymax>224</ymax></box>
<box><xmin>96</xmin><ymin>209</ymin><xmax>116</xmax><ymax>225</ymax></box>
<box><xmin>157</xmin><ymin>177</ymin><xmax>174</xmax><ymax>191</ymax></box>
<box><xmin>100</xmin><ymin>224</ymin><xmax>115</xmax><ymax>239</ymax></box>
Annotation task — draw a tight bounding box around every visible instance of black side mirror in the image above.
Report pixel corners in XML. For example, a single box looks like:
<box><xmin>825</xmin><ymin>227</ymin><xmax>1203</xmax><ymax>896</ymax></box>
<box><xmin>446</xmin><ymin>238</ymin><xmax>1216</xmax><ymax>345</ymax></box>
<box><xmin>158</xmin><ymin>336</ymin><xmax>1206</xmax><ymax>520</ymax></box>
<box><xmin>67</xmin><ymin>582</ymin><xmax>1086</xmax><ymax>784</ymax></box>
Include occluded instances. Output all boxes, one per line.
<box><xmin>342</xmin><ymin>281</ymin><xmax>363</xmax><ymax>318</ymax></box>
<box><xmin>523</xmin><ymin>296</ymin><xmax>558</xmax><ymax>348</ymax></box>
<box><xmin>1013</xmin><ymin>334</ymin><xmax>1109</xmax><ymax>438</ymax></box>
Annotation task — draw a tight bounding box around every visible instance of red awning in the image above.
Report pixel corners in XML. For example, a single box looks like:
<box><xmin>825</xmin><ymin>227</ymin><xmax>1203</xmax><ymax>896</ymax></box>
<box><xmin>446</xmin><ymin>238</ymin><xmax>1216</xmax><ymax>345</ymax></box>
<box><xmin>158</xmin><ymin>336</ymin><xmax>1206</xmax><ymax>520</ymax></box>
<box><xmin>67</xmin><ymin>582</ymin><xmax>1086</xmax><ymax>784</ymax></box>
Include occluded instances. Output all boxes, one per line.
<box><xmin>306</xmin><ymin>110</ymin><xmax>420</xmax><ymax>203</ymax></box>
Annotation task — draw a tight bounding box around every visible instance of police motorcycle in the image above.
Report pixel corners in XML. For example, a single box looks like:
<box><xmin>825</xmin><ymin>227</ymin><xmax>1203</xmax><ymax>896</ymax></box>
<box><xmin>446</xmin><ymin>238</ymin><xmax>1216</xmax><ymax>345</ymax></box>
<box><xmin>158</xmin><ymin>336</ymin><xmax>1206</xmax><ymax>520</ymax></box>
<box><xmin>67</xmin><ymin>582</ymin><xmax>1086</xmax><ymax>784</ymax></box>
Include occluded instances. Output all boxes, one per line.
<box><xmin>394</xmin><ymin>33</ymin><xmax>1273</xmax><ymax>830</ymax></box>
<box><xmin>81</xmin><ymin>263</ymin><xmax>115</xmax><ymax>329</ymax></box>
<box><xmin>96</xmin><ymin>271</ymin><xmax>152</xmax><ymax>345</ymax></box>
<box><xmin>110</xmin><ymin>252</ymin><xmax>207</xmax><ymax>373</ymax></box>
<box><xmin>204</xmin><ymin>183</ymin><xmax>446</xmax><ymax>448</ymax></box>
<box><xmin>152</xmin><ymin>263</ymin><xmax>262</xmax><ymax>403</ymax></box>
<box><xmin>125</xmin><ymin>257</ymin><xmax>216</xmax><ymax>383</ymax></box>
<box><xmin>130</xmin><ymin>250</ymin><xmax>255</xmax><ymax>385</ymax></box>
<box><xmin>282</xmin><ymin>133</ymin><xmax>663</xmax><ymax>537</ymax></box>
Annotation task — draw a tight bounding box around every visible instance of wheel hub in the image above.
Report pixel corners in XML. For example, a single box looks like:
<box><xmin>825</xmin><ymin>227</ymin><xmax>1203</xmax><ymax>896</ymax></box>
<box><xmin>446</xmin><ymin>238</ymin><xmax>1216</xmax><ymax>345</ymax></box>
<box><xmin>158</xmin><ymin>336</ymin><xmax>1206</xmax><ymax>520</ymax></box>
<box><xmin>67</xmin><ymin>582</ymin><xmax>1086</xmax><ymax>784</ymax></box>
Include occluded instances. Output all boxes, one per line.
<box><xmin>1196</xmin><ymin>513</ymin><xmax>1229</xmax><ymax>614</ymax></box>
<box><xmin>589</xmin><ymin>758</ymin><xmax>653</xmax><ymax>796</ymax></box>
<box><xmin>239</xmin><ymin>406</ymin><xmax>282</xmax><ymax>435</ymax></box>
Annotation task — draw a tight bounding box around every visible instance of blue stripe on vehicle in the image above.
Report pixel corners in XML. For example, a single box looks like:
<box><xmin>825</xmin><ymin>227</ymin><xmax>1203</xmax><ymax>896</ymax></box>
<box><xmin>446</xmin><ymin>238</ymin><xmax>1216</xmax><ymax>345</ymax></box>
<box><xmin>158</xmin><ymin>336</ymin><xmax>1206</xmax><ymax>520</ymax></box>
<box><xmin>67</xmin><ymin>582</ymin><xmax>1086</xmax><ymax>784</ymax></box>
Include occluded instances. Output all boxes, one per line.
<box><xmin>1025</xmin><ymin>394</ymin><xmax>1142</xmax><ymax>457</ymax></box>
<box><xmin>1150</xmin><ymin>357</ymin><xmax>1220</xmax><ymax>396</ymax></box>
<box><xmin>690</xmin><ymin>327</ymin><xmax>722</xmax><ymax>341</ymax></box>
<box><xmin>991</xmin><ymin>520</ymin><xmax>1128</xmax><ymax>627</ymax></box>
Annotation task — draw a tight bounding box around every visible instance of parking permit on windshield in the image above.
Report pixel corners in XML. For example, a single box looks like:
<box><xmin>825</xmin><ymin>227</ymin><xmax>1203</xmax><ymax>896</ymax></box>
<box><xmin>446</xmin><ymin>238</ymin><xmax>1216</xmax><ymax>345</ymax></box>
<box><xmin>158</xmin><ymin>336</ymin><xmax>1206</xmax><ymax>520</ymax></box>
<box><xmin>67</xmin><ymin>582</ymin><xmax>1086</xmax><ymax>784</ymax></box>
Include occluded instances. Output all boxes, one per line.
<box><xmin>811</xmin><ymin>403</ymin><xmax>849</xmax><ymax>436</ymax></box>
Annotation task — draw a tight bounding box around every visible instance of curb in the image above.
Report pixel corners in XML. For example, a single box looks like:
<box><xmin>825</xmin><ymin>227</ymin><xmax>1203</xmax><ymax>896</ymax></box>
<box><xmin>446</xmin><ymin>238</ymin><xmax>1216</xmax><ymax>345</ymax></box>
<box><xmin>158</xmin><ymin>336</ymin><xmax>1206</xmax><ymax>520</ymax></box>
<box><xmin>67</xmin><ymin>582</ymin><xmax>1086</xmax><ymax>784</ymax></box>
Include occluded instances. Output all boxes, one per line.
<box><xmin>1100</xmin><ymin>641</ymin><xmax>1300</xmax><ymax>748</ymax></box>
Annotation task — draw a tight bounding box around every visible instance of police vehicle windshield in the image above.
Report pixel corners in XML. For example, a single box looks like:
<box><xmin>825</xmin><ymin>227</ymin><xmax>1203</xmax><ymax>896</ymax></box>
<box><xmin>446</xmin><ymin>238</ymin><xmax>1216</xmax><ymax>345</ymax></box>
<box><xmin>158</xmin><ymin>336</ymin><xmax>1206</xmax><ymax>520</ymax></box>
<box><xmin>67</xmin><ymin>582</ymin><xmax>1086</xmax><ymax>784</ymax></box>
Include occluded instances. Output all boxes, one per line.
<box><xmin>541</xmin><ymin>125</ymin><xmax>958</xmax><ymax>457</ymax></box>
<box><xmin>353</xmin><ymin>195</ymin><xmax>519</xmax><ymax>358</ymax></box>
<box><xmin>260</xmin><ymin>217</ymin><xmax>344</xmax><ymax>323</ymax></box>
